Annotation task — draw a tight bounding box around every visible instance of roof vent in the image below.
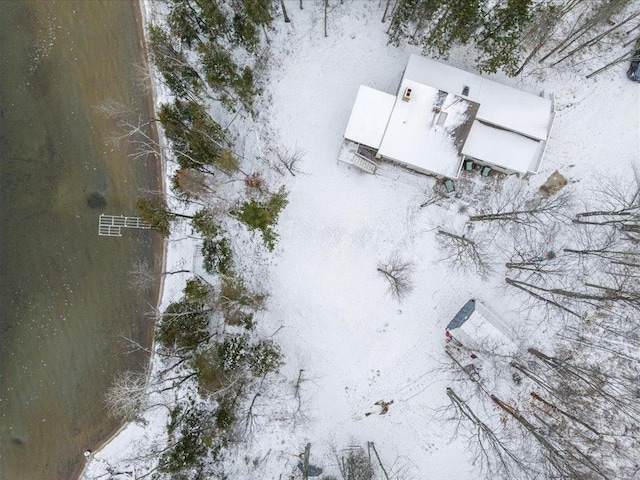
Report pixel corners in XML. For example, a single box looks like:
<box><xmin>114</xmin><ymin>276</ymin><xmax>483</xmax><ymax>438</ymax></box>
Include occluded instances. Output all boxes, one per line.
<box><xmin>461</xmin><ymin>85</ymin><xmax>470</xmax><ymax>96</ymax></box>
<box><xmin>402</xmin><ymin>87</ymin><xmax>413</xmax><ymax>102</ymax></box>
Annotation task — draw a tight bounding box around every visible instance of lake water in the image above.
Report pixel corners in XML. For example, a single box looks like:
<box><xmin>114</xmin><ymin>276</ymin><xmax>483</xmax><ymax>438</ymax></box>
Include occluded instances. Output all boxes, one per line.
<box><xmin>0</xmin><ymin>1</ymin><xmax>161</xmax><ymax>479</ymax></box>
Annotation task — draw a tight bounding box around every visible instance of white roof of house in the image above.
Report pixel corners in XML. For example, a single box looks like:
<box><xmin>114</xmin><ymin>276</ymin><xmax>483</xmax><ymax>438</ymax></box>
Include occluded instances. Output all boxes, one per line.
<box><xmin>377</xmin><ymin>79</ymin><xmax>468</xmax><ymax>178</ymax></box>
<box><xmin>344</xmin><ymin>85</ymin><xmax>396</xmax><ymax>149</ymax></box>
<box><xmin>449</xmin><ymin>302</ymin><xmax>517</xmax><ymax>356</ymax></box>
<box><xmin>404</xmin><ymin>54</ymin><xmax>552</xmax><ymax>141</ymax></box>
<box><xmin>405</xmin><ymin>54</ymin><xmax>482</xmax><ymax>100</ymax></box>
<box><xmin>342</xmin><ymin>55</ymin><xmax>553</xmax><ymax>177</ymax></box>
<box><xmin>462</xmin><ymin>121</ymin><xmax>543</xmax><ymax>174</ymax></box>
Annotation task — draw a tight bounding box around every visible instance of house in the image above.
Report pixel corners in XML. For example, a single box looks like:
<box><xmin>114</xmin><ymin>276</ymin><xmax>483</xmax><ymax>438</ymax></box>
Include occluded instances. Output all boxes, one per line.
<box><xmin>445</xmin><ymin>299</ymin><xmax>516</xmax><ymax>356</ymax></box>
<box><xmin>339</xmin><ymin>55</ymin><xmax>555</xmax><ymax>178</ymax></box>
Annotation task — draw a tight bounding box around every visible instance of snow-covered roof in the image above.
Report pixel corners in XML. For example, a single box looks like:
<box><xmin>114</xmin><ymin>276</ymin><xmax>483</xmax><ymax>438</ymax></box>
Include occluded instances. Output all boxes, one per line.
<box><xmin>462</xmin><ymin>121</ymin><xmax>544</xmax><ymax>174</ymax></box>
<box><xmin>377</xmin><ymin>79</ymin><xmax>471</xmax><ymax>178</ymax></box>
<box><xmin>342</xmin><ymin>55</ymin><xmax>553</xmax><ymax>177</ymax></box>
<box><xmin>344</xmin><ymin>85</ymin><xmax>396</xmax><ymax>149</ymax></box>
<box><xmin>447</xmin><ymin>300</ymin><xmax>516</xmax><ymax>356</ymax></box>
<box><xmin>404</xmin><ymin>54</ymin><xmax>553</xmax><ymax>141</ymax></box>
<box><xmin>405</xmin><ymin>55</ymin><xmax>482</xmax><ymax>100</ymax></box>
<box><xmin>475</xmin><ymin>82</ymin><xmax>552</xmax><ymax>141</ymax></box>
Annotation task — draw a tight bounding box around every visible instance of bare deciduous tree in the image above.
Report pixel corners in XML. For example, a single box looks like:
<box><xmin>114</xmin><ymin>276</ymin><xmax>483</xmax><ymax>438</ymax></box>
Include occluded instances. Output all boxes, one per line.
<box><xmin>436</xmin><ymin>227</ymin><xmax>494</xmax><ymax>278</ymax></box>
<box><xmin>469</xmin><ymin>185</ymin><xmax>573</xmax><ymax>230</ymax></box>
<box><xmin>562</xmin><ymin>224</ymin><xmax>629</xmax><ymax>264</ymax></box>
<box><xmin>377</xmin><ymin>253</ymin><xmax>414</xmax><ymax>301</ymax></box>
<box><xmin>290</xmin><ymin>369</ymin><xmax>311</xmax><ymax>427</ymax></box>
<box><xmin>335</xmin><ymin>444</ymin><xmax>375</xmax><ymax>480</ymax></box>
<box><xmin>573</xmin><ymin>168</ymin><xmax>640</xmax><ymax>241</ymax></box>
<box><xmin>446</xmin><ymin>387</ymin><xmax>535</xmax><ymax>480</ymax></box>
<box><xmin>130</xmin><ymin>258</ymin><xmax>157</xmax><ymax>294</ymax></box>
<box><xmin>105</xmin><ymin>371</ymin><xmax>155</xmax><ymax>424</ymax></box>
<box><xmin>266</xmin><ymin>145</ymin><xmax>305</xmax><ymax>176</ymax></box>
<box><xmin>95</xmin><ymin>99</ymin><xmax>162</xmax><ymax>163</ymax></box>
<box><xmin>515</xmin><ymin>342</ymin><xmax>640</xmax><ymax>479</ymax></box>
<box><xmin>506</xmin><ymin>261</ymin><xmax>640</xmax><ymax>319</ymax></box>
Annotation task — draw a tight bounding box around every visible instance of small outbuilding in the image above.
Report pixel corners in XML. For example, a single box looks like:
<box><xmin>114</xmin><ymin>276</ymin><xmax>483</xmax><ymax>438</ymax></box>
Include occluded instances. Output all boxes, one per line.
<box><xmin>445</xmin><ymin>299</ymin><xmax>516</xmax><ymax>356</ymax></box>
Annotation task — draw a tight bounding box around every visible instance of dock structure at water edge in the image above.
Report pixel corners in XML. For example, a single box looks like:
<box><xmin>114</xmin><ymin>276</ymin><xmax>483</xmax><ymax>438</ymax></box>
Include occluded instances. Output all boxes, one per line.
<box><xmin>98</xmin><ymin>214</ymin><xmax>151</xmax><ymax>237</ymax></box>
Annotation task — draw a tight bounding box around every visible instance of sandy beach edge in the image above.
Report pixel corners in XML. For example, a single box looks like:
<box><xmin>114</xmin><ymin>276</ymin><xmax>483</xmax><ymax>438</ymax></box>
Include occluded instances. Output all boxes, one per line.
<box><xmin>76</xmin><ymin>0</ymin><xmax>167</xmax><ymax>477</ymax></box>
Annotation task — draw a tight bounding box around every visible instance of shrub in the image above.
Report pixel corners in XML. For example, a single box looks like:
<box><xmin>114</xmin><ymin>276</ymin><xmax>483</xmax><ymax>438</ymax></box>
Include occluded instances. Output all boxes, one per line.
<box><xmin>244</xmin><ymin>172</ymin><xmax>264</xmax><ymax>192</ymax></box>
<box><xmin>225</xmin><ymin>311</ymin><xmax>255</xmax><ymax>330</ymax></box>
<box><xmin>216</xmin><ymin>334</ymin><xmax>249</xmax><ymax>372</ymax></box>
<box><xmin>173</xmin><ymin>168</ymin><xmax>209</xmax><ymax>200</ymax></box>
<box><xmin>219</xmin><ymin>275</ymin><xmax>265</xmax><ymax>324</ymax></box>
<box><xmin>183</xmin><ymin>277</ymin><xmax>212</xmax><ymax>302</ymax></box>
<box><xmin>248</xmin><ymin>339</ymin><xmax>283</xmax><ymax>377</ymax></box>
<box><xmin>202</xmin><ymin>237</ymin><xmax>234</xmax><ymax>275</ymax></box>
<box><xmin>193</xmin><ymin>349</ymin><xmax>227</xmax><ymax>395</ymax></box>
<box><xmin>192</xmin><ymin>209</ymin><xmax>220</xmax><ymax>237</ymax></box>
<box><xmin>136</xmin><ymin>196</ymin><xmax>172</xmax><ymax>236</ymax></box>
<box><xmin>161</xmin><ymin>403</ymin><xmax>217</xmax><ymax>475</ymax></box>
<box><xmin>218</xmin><ymin>149</ymin><xmax>239</xmax><ymax>173</ymax></box>
<box><xmin>158</xmin><ymin>299</ymin><xmax>209</xmax><ymax>351</ymax></box>
<box><xmin>231</xmin><ymin>186</ymin><xmax>288</xmax><ymax>250</ymax></box>
<box><xmin>215</xmin><ymin>396</ymin><xmax>237</xmax><ymax>432</ymax></box>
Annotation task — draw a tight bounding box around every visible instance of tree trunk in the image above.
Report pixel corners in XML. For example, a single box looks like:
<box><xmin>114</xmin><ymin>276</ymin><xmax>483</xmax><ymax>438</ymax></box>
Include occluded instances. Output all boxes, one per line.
<box><xmin>511</xmin><ymin>361</ymin><xmax>559</xmax><ymax>397</ymax></box>
<box><xmin>381</xmin><ymin>0</ymin><xmax>394</xmax><ymax>22</ymax></box>
<box><xmin>369</xmin><ymin>442</ymin><xmax>390</xmax><ymax>480</ymax></box>
<box><xmin>491</xmin><ymin>394</ymin><xmax>563</xmax><ymax>458</ymax></box>
<box><xmin>530</xmin><ymin>391</ymin><xmax>601</xmax><ymax>435</ymax></box>
<box><xmin>280</xmin><ymin>0</ymin><xmax>291</xmax><ymax>22</ymax></box>
<box><xmin>552</xmin><ymin>11</ymin><xmax>640</xmax><ymax>66</ymax></box>
<box><xmin>302</xmin><ymin>443</ymin><xmax>311</xmax><ymax>480</ymax></box>
<box><xmin>469</xmin><ymin>208</ymin><xmax>541</xmax><ymax>222</ymax></box>
<box><xmin>587</xmin><ymin>52</ymin><xmax>638</xmax><ymax>78</ymax></box>
<box><xmin>324</xmin><ymin>0</ymin><xmax>328</xmax><ymax>37</ymax></box>
<box><xmin>515</xmin><ymin>38</ymin><xmax>547</xmax><ymax>75</ymax></box>
<box><xmin>437</xmin><ymin>229</ymin><xmax>472</xmax><ymax>244</ymax></box>
<box><xmin>505</xmin><ymin>277</ymin><xmax>583</xmax><ymax>317</ymax></box>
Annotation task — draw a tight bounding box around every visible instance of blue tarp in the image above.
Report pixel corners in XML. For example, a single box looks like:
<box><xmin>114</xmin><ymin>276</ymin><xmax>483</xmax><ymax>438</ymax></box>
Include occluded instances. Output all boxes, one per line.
<box><xmin>446</xmin><ymin>299</ymin><xmax>476</xmax><ymax>330</ymax></box>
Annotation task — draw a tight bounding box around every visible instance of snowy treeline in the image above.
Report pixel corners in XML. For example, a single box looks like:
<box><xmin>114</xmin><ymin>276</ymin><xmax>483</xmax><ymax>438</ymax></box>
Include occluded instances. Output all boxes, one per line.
<box><xmin>101</xmin><ymin>1</ymin><xmax>298</xmax><ymax>478</ymax></box>
<box><xmin>386</xmin><ymin>0</ymin><xmax>640</xmax><ymax>77</ymax></box>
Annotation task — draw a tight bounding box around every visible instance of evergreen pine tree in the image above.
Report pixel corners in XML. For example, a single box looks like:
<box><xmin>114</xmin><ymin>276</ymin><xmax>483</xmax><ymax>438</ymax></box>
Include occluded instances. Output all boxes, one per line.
<box><xmin>476</xmin><ymin>0</ymin><xmax>534</xmax><ymax>75</ymax></box>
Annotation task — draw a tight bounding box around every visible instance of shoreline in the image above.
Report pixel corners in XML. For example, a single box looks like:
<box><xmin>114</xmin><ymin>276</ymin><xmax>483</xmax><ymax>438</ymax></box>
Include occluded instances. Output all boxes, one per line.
<box><xmin>77</xmin><ymin>0</ymin><xmax>167</xmax><ymax>477</ymax></box>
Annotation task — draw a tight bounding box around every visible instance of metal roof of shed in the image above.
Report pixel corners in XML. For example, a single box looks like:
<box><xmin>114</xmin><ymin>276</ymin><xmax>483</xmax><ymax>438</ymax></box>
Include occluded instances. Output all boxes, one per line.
<box><xmin>446</xmin><ymin>299</ymin><xmax>476</xmax><ymax>331</ymax></box>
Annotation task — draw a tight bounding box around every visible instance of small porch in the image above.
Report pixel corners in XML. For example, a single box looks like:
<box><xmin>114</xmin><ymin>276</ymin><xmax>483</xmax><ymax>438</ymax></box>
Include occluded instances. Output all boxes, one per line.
<box><xmin>337</xmin><ymin>139</ymin><xmax>379</xmax><ymax>174</ymax></box>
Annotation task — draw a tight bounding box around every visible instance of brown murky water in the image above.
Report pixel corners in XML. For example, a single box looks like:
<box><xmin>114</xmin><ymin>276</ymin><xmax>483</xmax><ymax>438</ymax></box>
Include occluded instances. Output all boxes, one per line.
<box><xmin>0</xmin><ymin>1</ymin><xmax>161</xmax><ymax>479</ymax></box>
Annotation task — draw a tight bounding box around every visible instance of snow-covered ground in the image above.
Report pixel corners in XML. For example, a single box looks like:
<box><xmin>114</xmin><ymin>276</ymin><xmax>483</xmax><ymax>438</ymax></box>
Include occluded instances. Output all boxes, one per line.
<box><xmin>82</xmin><ymin>1</ymin><xmax>639</xmax><ymax>478</ymax></box>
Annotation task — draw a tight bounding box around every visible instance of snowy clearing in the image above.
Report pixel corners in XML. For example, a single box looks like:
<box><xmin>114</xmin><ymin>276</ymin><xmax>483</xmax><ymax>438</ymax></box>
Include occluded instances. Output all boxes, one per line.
<box><xmin>83</xmin><ymin>1</ymin><xmax>639</xmax><ymax>479</ymax></box>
